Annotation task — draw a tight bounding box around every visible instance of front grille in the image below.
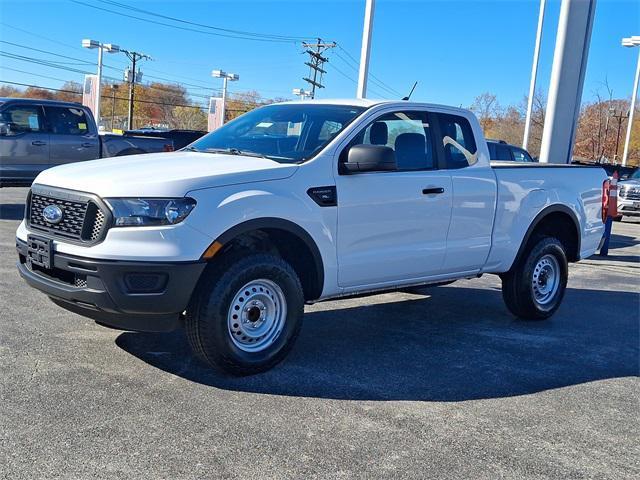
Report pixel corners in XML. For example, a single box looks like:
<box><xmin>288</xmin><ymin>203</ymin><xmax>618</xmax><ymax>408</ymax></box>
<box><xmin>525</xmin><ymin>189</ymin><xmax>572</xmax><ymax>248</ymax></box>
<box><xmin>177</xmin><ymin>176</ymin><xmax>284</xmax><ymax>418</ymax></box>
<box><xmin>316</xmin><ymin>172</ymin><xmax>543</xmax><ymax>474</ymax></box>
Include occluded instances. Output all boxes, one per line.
<box><xmin>30</xmin><ymin>194</ymin><xmax>87</xmax><ymax>239</ymax></box>
<box><xmin>620</xmin><ymin>187</ymin><xmax>640</xmax><ymax>201</ymax></box>
<box><xmin>27</xmin><ymin>188</ymin><xmax>110</xmax><ymax>244</ymax></box>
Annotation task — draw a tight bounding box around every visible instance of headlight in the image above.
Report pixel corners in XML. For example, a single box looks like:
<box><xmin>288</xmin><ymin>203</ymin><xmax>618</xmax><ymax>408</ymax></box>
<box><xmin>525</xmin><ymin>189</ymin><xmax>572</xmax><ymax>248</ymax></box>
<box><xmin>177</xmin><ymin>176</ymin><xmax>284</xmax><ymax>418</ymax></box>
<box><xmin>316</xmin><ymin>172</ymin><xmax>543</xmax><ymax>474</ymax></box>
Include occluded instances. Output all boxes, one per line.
<box><xmin>105</xmin><ymin>198</ymin><xmax>196</xmax><ymax>227</ymax></box>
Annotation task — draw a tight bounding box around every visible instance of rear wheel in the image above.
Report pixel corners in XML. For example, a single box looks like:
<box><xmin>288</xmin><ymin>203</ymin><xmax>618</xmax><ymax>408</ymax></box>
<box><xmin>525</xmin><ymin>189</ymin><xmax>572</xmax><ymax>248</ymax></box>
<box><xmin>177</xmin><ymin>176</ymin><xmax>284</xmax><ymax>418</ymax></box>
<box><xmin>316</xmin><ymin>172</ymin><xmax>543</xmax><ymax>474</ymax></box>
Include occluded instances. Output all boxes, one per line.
<box><xmin>185</xmin><ymin>253</ymin><xmax>304</xmax><ymax>375</ymax></box>
<box><xmin>501</xmin><ymin>237</ymin><xmax>568</xmax><ymax>320</ymax></box>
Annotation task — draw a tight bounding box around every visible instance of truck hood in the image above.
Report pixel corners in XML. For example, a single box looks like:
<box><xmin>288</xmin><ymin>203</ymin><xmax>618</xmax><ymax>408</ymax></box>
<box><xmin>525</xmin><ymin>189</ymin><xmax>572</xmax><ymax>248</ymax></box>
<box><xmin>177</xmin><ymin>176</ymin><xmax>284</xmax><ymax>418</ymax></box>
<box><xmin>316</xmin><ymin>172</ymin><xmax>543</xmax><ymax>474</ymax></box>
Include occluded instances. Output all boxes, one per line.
<box><xmin>33</xmin><ymin>151</ymin><xmax>298</xmax><ymax>197</ymax></box>
<box><xmin>619</xmin><ymin>179</ymin><xmax>639</xmax><ymax>187</ymax></box>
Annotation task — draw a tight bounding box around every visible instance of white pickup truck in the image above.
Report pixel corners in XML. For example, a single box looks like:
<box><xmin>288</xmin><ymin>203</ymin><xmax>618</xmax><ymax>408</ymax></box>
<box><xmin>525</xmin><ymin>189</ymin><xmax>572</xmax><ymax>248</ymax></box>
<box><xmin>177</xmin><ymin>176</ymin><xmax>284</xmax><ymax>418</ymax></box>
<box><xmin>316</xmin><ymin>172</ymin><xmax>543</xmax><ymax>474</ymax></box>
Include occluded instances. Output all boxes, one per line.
<box><xmin>16</xmin><ymin>99</ymin><xmax>606</xmax><ymax>375</ymax></box>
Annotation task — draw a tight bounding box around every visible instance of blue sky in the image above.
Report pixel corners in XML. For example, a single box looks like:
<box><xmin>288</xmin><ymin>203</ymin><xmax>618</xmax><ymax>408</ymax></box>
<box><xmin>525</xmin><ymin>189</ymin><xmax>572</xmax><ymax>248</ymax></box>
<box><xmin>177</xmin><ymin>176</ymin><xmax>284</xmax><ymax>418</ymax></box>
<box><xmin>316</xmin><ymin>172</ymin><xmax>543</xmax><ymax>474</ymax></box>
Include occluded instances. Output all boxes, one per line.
<box><xmin>0</xmin><ymin>0</ymin><xmax>638</xmax><ymax>109</ymax></box>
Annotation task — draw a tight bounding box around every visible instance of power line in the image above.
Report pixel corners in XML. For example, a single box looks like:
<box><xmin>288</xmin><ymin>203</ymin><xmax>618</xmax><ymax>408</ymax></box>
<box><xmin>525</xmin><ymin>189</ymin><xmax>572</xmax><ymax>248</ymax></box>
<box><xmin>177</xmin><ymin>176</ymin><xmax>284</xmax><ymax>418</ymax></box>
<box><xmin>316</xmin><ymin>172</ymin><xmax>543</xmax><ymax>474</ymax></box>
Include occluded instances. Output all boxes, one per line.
<box><xmin>335</xmin><ymin>44</ymin><xmax>403</xmax><ymax>97</ymax></box>
<box><xmin>0</xmin><ymin>51</ymin><xmax>215</xmax><ymax>100</ymax></box>
<box><xmin>325</xmin><ymin>63</ymin><xmax>388</xmax><ymax>99</ymax></box>
<box><xmin>0</xmin><ymin>80</ymin><xmax>206</xmax><ymax>110</ymax></box>
<box><xmin>96</xmin><ymin>0</ymin><xmax>314</xmax><ymax>41</ymax></box>
<box><xmin>71</xmin><ymin>0</ymin><xmax>307</xmax><ymax>44</ymax></box>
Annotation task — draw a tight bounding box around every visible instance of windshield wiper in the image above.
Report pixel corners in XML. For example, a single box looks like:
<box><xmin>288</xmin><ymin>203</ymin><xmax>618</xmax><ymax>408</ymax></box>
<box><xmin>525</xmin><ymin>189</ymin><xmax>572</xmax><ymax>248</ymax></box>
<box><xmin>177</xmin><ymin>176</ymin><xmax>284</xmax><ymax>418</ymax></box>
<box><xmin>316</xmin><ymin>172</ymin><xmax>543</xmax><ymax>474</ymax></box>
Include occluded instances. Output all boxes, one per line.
<box><xmin>182</xmin><ymin>145</ymin><xmax>200</xmax><ymax>152</ymax></box>
<box><xmin>203</xmin><ymin>147</ymin><xmax>268</xmax><ymax>159</ymax></box>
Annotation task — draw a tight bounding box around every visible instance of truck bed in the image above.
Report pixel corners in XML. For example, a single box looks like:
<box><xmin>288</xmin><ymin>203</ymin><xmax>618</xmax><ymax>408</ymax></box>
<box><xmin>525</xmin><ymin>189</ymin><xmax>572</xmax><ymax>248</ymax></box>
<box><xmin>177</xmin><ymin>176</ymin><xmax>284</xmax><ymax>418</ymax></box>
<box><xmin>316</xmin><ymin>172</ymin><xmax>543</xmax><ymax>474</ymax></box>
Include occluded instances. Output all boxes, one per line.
<box><xmin>490</xmin><ymin>161</ymin><xmax>602</xmax><ymax>168</ymax></box>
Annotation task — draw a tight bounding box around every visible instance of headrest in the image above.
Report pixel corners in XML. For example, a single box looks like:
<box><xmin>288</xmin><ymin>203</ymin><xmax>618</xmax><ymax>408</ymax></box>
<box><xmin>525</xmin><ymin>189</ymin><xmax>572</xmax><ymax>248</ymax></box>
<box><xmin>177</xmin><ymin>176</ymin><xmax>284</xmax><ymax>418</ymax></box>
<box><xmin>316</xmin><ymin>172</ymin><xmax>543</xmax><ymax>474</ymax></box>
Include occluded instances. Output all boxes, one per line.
<box><xmin>369</xmin><ymin>122</ymin><xmax>388</xmax><ymax>145</ymax></box>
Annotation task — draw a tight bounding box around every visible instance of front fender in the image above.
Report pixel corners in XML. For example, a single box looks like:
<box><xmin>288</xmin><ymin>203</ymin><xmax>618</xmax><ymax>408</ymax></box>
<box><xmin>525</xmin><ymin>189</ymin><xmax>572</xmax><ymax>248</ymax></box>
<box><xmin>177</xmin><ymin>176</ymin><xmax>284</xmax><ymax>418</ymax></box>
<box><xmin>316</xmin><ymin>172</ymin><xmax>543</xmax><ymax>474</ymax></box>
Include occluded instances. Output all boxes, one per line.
<box><xmin>185</xmin><ymin>179</ymin><xmax>338</xmax><ymax>297</ymax></box>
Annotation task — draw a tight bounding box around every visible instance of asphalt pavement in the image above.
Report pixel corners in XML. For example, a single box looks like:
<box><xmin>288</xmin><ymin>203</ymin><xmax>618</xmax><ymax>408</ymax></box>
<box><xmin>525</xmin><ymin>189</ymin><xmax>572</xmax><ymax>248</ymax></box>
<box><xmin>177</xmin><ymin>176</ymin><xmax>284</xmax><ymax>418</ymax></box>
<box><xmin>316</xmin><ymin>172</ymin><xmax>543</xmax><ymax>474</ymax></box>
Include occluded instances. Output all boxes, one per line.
<box><xmin>1</xmin><ymin>186</ymin><xmax>638</xmax><ymax>479</ymax></box>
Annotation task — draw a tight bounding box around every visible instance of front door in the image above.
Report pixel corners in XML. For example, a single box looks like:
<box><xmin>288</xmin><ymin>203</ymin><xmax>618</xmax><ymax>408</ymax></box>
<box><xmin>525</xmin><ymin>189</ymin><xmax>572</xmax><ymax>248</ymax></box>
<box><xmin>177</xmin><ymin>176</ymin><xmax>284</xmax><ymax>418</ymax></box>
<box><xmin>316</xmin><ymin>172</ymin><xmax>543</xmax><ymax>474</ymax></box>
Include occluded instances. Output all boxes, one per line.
<box><xmin>335</xmin><ymin>110</ymin><xmax>453</xmax><ymax>288</ymax></box>
<box><xmin>44</xmin><ymin>105</ymin><xmax>100</xmax><ymax>166</ymax></box>
<box><xmin>0</xmin><ymin>104</ymin><xmax>50</xmax><ymax>183</ymax></box>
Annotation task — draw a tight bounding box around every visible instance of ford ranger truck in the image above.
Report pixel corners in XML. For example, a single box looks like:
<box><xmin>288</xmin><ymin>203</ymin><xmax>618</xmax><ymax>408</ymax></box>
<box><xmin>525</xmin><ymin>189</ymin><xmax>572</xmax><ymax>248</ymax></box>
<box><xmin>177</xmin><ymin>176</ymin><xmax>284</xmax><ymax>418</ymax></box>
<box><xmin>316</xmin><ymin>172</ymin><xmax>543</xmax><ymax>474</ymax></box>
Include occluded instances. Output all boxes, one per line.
<box><xmin>16</xmin><ymin>100</ymin><xmax>606</xmax><ymax>375</ymax></box>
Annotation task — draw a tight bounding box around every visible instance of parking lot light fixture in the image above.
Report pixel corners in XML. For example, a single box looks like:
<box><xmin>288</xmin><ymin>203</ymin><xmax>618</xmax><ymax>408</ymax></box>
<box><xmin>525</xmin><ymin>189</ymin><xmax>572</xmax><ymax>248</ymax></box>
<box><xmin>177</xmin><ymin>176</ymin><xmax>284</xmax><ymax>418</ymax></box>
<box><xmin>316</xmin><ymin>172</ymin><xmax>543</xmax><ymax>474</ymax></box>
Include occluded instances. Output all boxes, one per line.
<box><xmin>82</xmin><ymin>39</ymin><xmax>122</xmax><ymax>128</ymax></box>
<box><xmin>212</xmin><ymin>70</ymin><xmax>240</xmax><ymax>126</ymax></box>
<box><xmin>293</xmin><ymin>88</ymin><xmax>312</xmax><ymax>100</ymax></box>
<box><xmin>621</xmin><ymin>35</ymin><xmax>640</xmax><ymax>166</ymax></box>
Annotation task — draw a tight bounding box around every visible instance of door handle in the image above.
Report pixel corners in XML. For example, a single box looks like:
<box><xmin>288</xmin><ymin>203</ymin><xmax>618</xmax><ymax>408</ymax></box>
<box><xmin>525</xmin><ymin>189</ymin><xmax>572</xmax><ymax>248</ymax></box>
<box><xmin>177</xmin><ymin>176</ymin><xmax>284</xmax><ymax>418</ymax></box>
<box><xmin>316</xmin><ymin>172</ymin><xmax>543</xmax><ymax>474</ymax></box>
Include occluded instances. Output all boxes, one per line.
<box><xmin>422</xmin><ymin>187</ymin><xmax>445</xmax><ymax>195</ymax></box>
<box><xmin>31</xmin><ymin>141</ymin><xmax>47</xmax><ymax>146</ymax></box>
<box><xmin>81</xmin><ymin>142</ymin><xmax>94</xmax><ymax>148</ymax></box>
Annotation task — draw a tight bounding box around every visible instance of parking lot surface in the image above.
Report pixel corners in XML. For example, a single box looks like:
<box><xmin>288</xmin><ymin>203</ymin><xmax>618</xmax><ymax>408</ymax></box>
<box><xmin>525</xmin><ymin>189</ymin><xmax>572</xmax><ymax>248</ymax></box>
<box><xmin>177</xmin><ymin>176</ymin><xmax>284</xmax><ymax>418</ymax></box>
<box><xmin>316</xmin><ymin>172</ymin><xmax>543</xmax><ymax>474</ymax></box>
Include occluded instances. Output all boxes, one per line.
<box><xmin>1</xmin><ymin>187</ymin><xmax>638</xmax><ymax>479</ymax></box>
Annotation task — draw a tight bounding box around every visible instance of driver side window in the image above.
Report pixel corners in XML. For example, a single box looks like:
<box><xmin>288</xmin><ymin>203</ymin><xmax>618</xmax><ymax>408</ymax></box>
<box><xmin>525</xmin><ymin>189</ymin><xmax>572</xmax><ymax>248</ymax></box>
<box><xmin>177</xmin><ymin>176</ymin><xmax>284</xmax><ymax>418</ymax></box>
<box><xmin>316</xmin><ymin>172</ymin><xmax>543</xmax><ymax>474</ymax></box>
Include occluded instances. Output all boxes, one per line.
<box><xmin>344</xmin><ymin>110</ymin><xmax>435</xmax><ymax>171</ymax></box>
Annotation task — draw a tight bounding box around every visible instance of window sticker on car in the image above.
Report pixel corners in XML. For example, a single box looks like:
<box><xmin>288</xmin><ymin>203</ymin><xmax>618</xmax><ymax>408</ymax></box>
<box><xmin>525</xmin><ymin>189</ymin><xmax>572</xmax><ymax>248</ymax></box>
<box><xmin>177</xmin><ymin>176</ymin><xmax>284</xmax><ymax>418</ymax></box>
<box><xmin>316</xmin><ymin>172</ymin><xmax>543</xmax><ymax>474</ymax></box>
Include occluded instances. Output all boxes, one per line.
<box><xmin>443</xmin><ymin>136</ymin><xmax>478</xmax><ymax>166</ymax></box>
<box><xmin>78</xmin><ymin>123</ymin><xmax>87</xmax><ymax>130</ymax></box>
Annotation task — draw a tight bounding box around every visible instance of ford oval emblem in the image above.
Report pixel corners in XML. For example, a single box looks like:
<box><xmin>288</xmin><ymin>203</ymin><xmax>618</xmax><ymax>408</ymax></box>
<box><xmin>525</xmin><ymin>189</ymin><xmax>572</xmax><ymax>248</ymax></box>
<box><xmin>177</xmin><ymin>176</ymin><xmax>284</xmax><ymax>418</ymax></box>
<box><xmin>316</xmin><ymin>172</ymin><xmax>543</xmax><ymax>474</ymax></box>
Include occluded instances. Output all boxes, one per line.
<box><xmin>42</xmin><ymin>204</ymin><xmax>63</xmax><ymax>224</ymax></box>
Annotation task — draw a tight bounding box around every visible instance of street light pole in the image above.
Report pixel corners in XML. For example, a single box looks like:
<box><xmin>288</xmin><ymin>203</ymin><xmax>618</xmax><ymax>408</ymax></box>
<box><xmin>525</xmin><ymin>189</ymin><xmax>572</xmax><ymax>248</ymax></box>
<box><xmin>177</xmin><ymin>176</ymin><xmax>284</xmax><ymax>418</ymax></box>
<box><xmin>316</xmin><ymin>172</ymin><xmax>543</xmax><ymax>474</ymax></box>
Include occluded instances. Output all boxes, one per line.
<box><xmin>357</xmin><ymin>0</ymin><xmax>375</xmax><ymax>99</ymax></box>
<box><xmin>523</xmin><ymin>0</ymin><xmax>546</xmax><ymax>151</ymax></box>
<box><xmin>621</xmin><ymin>36</ymin><xmax>640</xmax><ymax>166</ymax></box>
<box><xmin>212</xmin><ymin>70</ymin><xmax>239</xmax><ymax>126</ymax></box>
<box><xmin>82</xmin><ymin>39</ymin><xmax>120</xmax><ymax>129</ymax></box>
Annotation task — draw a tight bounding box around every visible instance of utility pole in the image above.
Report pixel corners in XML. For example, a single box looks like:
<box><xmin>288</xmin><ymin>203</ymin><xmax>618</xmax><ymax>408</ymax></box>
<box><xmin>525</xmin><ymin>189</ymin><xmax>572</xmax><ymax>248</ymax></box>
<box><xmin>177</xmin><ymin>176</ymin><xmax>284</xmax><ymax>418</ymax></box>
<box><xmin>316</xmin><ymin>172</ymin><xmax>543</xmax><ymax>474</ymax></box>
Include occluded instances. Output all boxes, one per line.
<box><xmin>523</xmin><ymin>0</ymin><xmax>546</xmax><ymax>150</ymax></box>
<box><xmin>302</xmin><ymin>39</ymin><xmax>335</xmax><ymax>98</ymax></box>
<box><xmin>110</xmin><ymin>84</ymin><xmax>118</xmax><ymax>131</ymax></box>
<box><xmin>599</xmin><ymin>107</ymin><xmax>614</xmax><ymax>162</ymax></box>
<box><xmin>611</xmin><ymin>109</ymin><xmax>628</xmax><ymax>163</ymax></box>
<box><xmin>357</xmin><ymin>0</ymin><xmax>376</xmax><ymax>99</ymax></box>
<box><xmin>123</xmin><ymin>50</ymin><xmax>151</xmax><ymax>130</ymax></box>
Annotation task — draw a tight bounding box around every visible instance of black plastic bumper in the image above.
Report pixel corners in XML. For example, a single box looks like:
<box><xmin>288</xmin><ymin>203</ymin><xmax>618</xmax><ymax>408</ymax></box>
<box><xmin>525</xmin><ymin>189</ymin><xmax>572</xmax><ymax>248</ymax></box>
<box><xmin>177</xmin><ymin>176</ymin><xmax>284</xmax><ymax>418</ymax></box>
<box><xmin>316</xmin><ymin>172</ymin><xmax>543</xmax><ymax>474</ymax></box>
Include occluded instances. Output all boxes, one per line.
<box><xmin>16</xmin><ymin>239</ymin><xmax>206</xmax><ymax>332</ymax></box>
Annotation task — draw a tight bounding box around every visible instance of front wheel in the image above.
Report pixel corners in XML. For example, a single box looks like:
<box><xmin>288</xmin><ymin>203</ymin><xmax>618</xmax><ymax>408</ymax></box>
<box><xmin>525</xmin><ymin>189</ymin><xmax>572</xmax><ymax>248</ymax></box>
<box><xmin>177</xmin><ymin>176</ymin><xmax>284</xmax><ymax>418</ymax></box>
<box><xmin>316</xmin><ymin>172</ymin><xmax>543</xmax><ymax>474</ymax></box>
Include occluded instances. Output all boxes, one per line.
<box><xmin>185</xmin><ymin>253</ymin><xmax>304</xmax><ymax>375</ymax></box>
<box><xmin>501</xmin><ymin>237</ymin><xmax>568</xmax><ymax>320</ymax></box>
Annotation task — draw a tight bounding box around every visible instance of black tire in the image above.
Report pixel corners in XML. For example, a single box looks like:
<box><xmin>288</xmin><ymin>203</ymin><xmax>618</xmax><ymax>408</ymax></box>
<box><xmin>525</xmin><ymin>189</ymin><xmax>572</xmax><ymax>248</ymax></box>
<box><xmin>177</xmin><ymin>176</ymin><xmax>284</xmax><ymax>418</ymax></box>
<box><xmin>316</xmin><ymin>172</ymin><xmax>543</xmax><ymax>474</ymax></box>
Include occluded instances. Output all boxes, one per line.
<box><xmin>501</xmin><ymin>237</ymin><xmax>568</xmax><ymax>320</ymax></box>
<box><xmin>185</xmin><ymin>253</ymin><xmax>304</xmax><ymax>375</ymax></box>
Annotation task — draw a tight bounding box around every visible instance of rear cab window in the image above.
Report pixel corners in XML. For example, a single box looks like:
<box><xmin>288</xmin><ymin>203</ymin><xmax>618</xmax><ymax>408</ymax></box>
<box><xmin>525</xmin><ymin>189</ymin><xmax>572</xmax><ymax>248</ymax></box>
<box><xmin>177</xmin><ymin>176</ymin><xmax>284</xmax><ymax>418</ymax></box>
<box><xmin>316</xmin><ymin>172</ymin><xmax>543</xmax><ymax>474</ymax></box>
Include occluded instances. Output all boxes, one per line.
<box><xmin>45</xmin><ymin>106</ymin><xmax>91</xmax><ymax>135</ymax></box>
<box><xmin>435</xmin><ymin>113</ymin><xmax>478</xmax><ymax>169</ymax></box>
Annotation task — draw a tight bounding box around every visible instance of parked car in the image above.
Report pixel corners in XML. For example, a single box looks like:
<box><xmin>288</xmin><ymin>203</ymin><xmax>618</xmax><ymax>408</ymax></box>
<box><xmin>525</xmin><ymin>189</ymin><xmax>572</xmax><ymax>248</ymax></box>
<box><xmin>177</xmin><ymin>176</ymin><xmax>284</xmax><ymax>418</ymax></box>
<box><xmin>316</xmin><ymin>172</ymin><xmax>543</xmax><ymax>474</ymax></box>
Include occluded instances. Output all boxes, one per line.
<box><xmin>124</xmin><ymin>128</ymin><xmax>207</xmax><ymax>150</ymax></box>
<box><xmin>617</xmin><ymin>168</ymin><xmax>640</xmax><ymax>220</ymax></box>
<box><xmin>16</xmin><ymin>99</ymin><xmax>606</xmax><ymax>375</ymax></box>
<box><xmin>0</xmin><ymin>98</ymin><xmax>174</xmax><ymax>186</ymax></box>
<box><xmin>487</xmin><ymin>139</ymin><xmax>536</xmax><ymax>162</ymax></box>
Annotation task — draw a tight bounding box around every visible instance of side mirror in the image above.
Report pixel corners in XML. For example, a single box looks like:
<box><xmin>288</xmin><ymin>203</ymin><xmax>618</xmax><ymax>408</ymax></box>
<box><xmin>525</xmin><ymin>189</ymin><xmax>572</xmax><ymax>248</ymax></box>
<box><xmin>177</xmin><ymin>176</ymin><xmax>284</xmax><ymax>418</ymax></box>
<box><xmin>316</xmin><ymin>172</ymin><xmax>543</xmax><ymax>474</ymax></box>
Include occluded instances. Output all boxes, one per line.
<box><xmin>0</xmin><ymin>122</ymin><xmax>9</xmax><ymax>136</ymax></box>
<box><xmin>342</xmin><ymin>144</ymin><xmax>397</xmax><ymax>174</ymax></box>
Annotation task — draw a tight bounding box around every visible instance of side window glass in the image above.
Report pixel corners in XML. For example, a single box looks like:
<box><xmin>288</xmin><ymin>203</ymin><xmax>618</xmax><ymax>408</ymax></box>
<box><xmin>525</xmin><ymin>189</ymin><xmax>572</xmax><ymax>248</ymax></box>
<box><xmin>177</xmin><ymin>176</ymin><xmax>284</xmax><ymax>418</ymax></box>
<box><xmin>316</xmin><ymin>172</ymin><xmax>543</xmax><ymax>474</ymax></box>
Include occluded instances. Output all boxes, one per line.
<box><xmin>512</xmin><ymin>149</ymin><xmax>526</xmax><ymax>162</ymax></box>
<box><xmin>0</xmin><ymin>106</ymin><xmax>43</xmax><ymax>136</ymax></box>
<box><xmin>346</xmin><ymin>111</ymin><xmax>435</xmax><ymax>171</ymax></box>
<box><xmin>495</xmin><ymin>145</ymin><xmax>512</xmax><ymax>161</ymax></box>
<box><xmin>437</xmin><ymin>114</ymin><xmax>478</xmax><ymax>169</ymax></box>
<box><xmin>46</xmin><ymin>107</ymin><xmax>90</xmax><ymax>135</ymax></box>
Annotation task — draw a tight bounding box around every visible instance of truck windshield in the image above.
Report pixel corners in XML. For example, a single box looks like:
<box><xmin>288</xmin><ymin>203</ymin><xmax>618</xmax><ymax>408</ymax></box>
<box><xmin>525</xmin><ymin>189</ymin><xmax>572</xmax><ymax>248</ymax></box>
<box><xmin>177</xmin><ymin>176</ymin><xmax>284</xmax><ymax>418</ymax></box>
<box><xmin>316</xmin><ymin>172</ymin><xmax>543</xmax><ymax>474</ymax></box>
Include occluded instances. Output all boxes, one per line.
<box><xmin>187</xmin><ymin>104</ymin><xmax>365</xmax><ymax>163</ymax></box>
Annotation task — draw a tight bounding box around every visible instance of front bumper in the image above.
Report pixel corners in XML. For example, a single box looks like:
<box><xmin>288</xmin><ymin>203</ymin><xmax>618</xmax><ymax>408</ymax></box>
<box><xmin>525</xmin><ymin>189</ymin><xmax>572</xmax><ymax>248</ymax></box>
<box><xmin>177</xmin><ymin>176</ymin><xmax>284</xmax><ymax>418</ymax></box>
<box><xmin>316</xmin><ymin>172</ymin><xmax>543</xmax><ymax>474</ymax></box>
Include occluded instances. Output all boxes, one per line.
<box><xmin>16</xmin><ymin>238</ymin><xmax>206</xmax><ymax>332</ymax></box>
<box><xmin>618</xmin><ymin>199</ymin><xmax>640</xmax><ymax>217</ymax></box>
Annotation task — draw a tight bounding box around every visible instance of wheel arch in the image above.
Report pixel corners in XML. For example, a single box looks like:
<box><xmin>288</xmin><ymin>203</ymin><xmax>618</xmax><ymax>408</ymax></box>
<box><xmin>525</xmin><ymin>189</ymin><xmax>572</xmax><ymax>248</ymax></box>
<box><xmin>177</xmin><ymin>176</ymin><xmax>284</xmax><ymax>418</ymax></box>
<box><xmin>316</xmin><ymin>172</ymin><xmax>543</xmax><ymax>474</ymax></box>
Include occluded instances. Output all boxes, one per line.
<box><xmin>210</xmin><ymin>217</ymin><xmax>325</xmax><ymax>301</ymax></box>
<box><xmin>510</xmin><ymin>204</ymin><xmax>581</xmax><ymax>270</ymax></box>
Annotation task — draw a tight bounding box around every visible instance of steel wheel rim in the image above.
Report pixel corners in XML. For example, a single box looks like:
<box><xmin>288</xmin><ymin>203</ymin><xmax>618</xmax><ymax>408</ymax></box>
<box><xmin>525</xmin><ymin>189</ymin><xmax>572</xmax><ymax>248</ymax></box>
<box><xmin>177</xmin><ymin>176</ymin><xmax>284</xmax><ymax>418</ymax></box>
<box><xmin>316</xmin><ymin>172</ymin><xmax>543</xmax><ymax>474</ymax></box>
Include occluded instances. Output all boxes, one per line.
<box><xmin>532</xmin><ymin>254</ymin><xmax>560</xmax><ymax>306</ymax></box>
<box><xmin>227</xmin><ymin>279</ymin><xmax>287</xmax><ymax>353</ymax></box>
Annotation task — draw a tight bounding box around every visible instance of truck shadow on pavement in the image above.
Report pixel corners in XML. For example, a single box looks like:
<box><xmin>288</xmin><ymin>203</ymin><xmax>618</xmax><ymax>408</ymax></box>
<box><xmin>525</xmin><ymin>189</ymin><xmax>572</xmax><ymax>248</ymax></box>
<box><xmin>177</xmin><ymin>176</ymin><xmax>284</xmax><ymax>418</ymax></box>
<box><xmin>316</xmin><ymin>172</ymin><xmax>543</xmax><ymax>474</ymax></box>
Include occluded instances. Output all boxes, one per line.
<box><xmin>115</xmin><ymin>285</ymin><xmax>639</xmax><ymax>401</ymax></box>
<box><xmin>0</xmin><ymin>204</ymin><xmax>25</xmax><ymax>221</ymax></box>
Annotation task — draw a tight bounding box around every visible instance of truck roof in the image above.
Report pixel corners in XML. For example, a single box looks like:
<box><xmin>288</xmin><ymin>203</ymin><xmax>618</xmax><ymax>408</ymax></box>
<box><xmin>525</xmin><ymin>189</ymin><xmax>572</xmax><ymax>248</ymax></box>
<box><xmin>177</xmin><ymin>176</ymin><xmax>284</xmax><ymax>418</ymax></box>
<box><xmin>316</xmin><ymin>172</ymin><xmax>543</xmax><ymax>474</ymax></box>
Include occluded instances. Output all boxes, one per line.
<box><xmin>278</xmin><ymin>98</ymin><xmax>471</xmax><ymax>114</ymax></box>
<box><xmin>0</xmin><ymin>97</ymin><xmax>84</xmax><ymax>108</ymax></box>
